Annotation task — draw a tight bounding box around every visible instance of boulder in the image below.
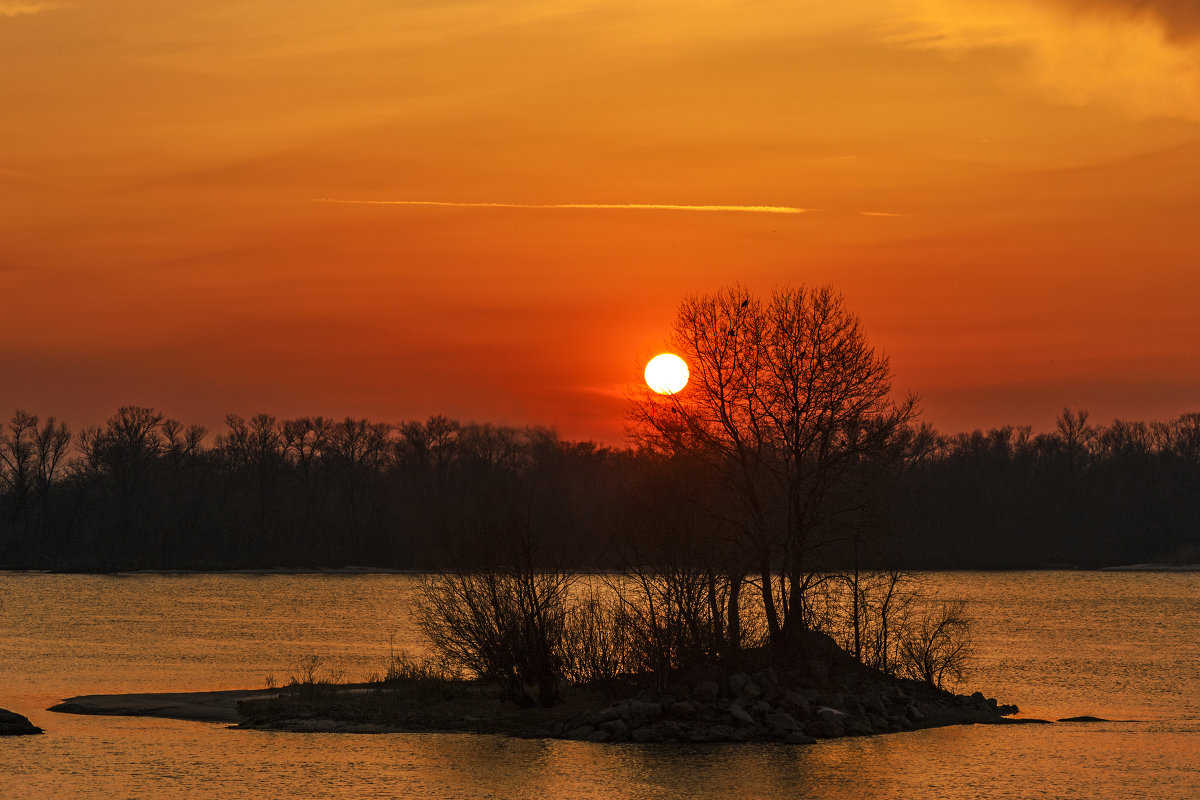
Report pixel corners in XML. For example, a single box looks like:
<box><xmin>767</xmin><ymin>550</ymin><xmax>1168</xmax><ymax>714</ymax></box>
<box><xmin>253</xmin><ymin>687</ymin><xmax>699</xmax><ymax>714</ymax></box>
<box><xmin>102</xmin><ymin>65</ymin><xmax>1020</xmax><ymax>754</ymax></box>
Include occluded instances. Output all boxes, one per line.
<box><xmin>784</xmin><ymin>731</ymin><xmax>817</xmax><ymax>745</ymax></box>
<box><xmin>597</xmin><ymin>705</ymin><xmax>623</xmax><ymax>723</ymax></box>
<box><xmin>692</xmin><ymin>680</ymin><xmax>720</xmax><ymax>703</ymax></box>
<box><xmin>729</xmin><ymin>672</ymin><xmax>761</xmax><ymax>699</ymax></box>
<box><xmin>764</xmin><ymin>711</ymin><xmax>800</xmax><ymax>733</ymax></box>
<box><xmin>569</xmin><ymin>724</ymin><xmax>597</xmax><ymax>740</ymax></box>
<box><xmin>621</xmin><ymin>700</ymin><xmax>662</xmax><ymax>725</ymax></box>
<box><xmin>807</xmin><ymin>718</ymin><xmax>844</xmax><ymax>739</ymax></box>
<box><xmin>844</xmin><ymin>716</ymin><xmax>874</xmax><ymax>736</ymax></box>
<box><xmin>732</xmin><ymin>726</ymin><xmax>767</xmax><ymax>742</ymax></box>
<box><xmin>0</xmin><ymin>709</ymin><xmax>42</xmax><ymax>736</ymax></box>
<box><xmin>708</xmin><ymin>724</ymin><xmax>736</xmax><ymax>741</ymax></box>
<box><xmin>816</xmin><ymin>706</ymin><xmax>848</xmax><ymax>725</ymax></box>
<box><xmin>601</xmin><ymin>718</ymin><xmax>630</xmax><ymax>742</ymax></box>
<box><xmin>729</xmin><ymin>704</ymin><xmax>756</xmax><ymax>726</ymax></box>
<box><xmin>669</xmin><ymin>701</ymin><xmax>696</xmax><ymax>719</ymax></box>
<box><xmin>631</xmin><ymin>725</ymin><xmax>665</xmax><ymax>743</ymax></box>
<box><xmin>781</xmin><ymin>690</ymin><xmax>811</xmax><ymax>716</ymax></box>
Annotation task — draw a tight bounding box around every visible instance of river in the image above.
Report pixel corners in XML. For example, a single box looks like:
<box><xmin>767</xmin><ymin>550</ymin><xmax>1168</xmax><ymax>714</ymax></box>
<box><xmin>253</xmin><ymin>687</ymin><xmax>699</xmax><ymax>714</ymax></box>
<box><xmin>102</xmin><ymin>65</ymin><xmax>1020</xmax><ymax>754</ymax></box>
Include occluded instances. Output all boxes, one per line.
<box><xmin>2</xmin><ymin>571</ymin><xmax>1197</xmax><ymax>798</ymax></box>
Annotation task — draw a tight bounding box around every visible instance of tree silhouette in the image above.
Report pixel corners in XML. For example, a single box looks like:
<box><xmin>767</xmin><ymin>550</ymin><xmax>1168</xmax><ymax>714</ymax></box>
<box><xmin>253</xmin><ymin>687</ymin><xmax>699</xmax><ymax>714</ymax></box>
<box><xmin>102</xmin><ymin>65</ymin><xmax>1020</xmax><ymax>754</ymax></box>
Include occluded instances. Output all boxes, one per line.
<box><xmin>628</xmin><ymin>285</ymin><xmax>918</xmax><ymax>651</ymax></box>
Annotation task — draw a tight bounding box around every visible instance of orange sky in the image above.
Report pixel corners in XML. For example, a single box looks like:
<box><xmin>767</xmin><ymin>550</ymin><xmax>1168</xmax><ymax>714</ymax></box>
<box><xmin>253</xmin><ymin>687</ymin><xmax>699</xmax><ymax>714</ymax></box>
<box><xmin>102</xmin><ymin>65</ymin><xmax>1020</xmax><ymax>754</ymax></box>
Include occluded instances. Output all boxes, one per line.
<box><xmin>3</xmin><ymin>0</ymin><xmax>1200</xmax><ymax>444</ymax></box>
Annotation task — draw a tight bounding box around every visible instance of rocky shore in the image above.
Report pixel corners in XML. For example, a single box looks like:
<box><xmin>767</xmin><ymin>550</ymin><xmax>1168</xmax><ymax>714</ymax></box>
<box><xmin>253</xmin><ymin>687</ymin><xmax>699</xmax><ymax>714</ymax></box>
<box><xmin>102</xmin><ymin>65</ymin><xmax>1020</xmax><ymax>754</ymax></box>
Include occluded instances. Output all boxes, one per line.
<box><xmin>0</xmin><ymin>708</ymin><xmax>43</xmax><ymax>736</ymax></box>
<box><xmin>50</xmin><ymin>634</ymin><xmax>1052</xmax><ymax>744</ymax></box>
<box><xmin>233</xmin><ymin>633</ymin><xmax>1028</xmax><ymax>743</ymax></box>
<box><xmin>518</xmin><ymin>670</ymin><xmax>1022</xmax><ymax>744</ymax></box>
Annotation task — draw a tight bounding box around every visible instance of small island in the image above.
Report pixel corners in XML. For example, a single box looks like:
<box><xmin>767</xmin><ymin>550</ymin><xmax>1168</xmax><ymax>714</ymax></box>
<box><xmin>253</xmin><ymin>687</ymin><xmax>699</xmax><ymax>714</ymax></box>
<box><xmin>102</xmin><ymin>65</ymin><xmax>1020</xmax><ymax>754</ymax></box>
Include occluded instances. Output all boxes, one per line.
<box><xmin>0</xmin><ymin>708</ymin><xmax>43</xmax><ymax>736</ymax></box>
<box><xmin>232</xmin><ymin>631</ymin><xmax>1024</xmax><ymax>743</ymax></box>
<box><xmin>52</xmin><ymin>629</ymin><xmax>1031</xmax><ymax>744</ymax></box>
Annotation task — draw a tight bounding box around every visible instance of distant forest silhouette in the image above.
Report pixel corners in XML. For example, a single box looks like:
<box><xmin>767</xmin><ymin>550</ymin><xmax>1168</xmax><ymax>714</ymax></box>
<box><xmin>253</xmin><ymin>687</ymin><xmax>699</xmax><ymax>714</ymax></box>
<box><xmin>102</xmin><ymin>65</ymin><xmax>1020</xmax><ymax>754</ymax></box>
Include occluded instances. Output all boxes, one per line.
<box><xmin>1</xmin><ymin>404</ymin><xmax>1198</xmax><ymax>571</ymax></box>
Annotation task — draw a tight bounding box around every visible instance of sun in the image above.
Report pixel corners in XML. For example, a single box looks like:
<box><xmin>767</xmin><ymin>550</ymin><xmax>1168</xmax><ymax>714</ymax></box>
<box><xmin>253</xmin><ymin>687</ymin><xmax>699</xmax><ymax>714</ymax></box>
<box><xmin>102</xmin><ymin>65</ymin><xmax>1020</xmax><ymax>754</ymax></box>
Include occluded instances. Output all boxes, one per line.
<box><xmin>645</xmin><ymin>353</ymin><xmax>689</xmax><ymax>394</ymax></box>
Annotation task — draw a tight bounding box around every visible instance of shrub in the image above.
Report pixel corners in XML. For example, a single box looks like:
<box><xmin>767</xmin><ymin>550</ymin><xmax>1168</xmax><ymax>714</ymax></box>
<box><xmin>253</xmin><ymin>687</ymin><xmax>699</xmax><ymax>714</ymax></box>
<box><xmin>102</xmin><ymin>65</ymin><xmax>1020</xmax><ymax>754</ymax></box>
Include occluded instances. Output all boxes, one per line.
<box><xmin>415</xmin><ymin>569</ymin><xmax>572</xmax><ymax>706</ymax></box>
<box><xmin>898</xmin><ymin>600</ymin><xmax>973</xmax><ymax>689</ymax></box>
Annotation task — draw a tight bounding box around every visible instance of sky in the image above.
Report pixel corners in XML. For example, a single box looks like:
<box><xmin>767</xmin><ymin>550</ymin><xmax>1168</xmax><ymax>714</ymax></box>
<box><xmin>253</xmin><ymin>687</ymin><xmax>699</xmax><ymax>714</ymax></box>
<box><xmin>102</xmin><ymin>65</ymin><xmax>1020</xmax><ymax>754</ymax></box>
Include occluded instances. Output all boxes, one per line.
<box><xmin>3</xmin><ymin>0</ymin><xmax>1200</xmax><ymax>444</ymax></box>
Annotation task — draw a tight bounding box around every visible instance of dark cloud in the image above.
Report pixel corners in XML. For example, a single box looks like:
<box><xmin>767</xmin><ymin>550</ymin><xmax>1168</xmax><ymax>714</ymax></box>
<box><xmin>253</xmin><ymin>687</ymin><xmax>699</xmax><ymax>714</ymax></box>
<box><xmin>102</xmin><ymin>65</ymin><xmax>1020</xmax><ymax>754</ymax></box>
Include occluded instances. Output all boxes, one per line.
<box><xmin>1054</xmin><ymin>0</ymin><xmax>1200</xmax><ymax>41</ymax></box>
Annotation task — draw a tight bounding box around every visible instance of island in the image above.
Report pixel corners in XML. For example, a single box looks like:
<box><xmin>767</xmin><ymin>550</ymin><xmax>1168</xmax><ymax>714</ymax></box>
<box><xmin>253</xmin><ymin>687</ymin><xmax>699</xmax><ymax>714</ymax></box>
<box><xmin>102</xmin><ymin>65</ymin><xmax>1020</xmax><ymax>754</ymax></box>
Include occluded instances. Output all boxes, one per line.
<box><xmin>51</xmin><ymin>631</ymin><xmax>1035</xmax><ymax>744</ymax></box>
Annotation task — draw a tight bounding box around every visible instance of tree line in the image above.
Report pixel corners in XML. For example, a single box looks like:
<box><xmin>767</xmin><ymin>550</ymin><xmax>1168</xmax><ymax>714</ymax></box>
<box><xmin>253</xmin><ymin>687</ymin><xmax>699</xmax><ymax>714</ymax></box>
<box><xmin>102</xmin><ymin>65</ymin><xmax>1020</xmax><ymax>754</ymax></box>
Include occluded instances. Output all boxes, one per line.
<box><xmin>1</xmin><ymin>295</ymin><xmax>1197</xmax><ymax>576</ymax></box>
<box><xmin>2</xmin><ymin>408</ymin><xmax>1197</xmax><ymax>575</ymax></box>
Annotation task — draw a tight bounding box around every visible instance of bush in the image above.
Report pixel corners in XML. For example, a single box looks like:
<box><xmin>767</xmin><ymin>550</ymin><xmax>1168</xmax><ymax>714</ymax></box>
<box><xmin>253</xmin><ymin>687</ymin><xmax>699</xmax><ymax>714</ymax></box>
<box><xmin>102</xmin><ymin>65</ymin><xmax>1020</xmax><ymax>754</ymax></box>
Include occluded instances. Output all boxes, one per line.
<box><xmin>559</xmin><ymin>584</ymin><xmax>637</xmax><ymax>685</ymax></box>
<box><xmin>415</xmin><ymin>569</ymin><xmax>572</xmax><ymax>706</ymax></box>
<box><xmin>898</xmin><ymin>600</ymin><xmax>973</xmax><ymax>689</ymax></box>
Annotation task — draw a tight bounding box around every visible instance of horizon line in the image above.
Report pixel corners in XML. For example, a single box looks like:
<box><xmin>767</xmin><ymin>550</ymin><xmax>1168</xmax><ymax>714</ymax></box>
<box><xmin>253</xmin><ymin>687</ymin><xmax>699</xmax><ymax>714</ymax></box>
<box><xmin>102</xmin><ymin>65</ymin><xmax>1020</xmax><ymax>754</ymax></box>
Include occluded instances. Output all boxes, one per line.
<box><xmin>311</xmin><ymin>198</ymin><xmax>809</xmax><ymax>214</ymax></box>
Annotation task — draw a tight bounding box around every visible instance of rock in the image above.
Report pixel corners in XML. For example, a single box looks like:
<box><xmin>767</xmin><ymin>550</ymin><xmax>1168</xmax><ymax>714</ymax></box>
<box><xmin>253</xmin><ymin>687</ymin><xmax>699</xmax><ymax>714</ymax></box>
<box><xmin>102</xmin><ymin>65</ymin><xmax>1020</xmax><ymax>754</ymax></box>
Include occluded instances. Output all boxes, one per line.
<box><xmin>621</xmin><ymin>700</ymin><xmax>661</xmax><ymax>725</ymax></box>
<box><xmin>632</xmin><ymin>725</ymin><xmax>665</xmax><ymax>743</ymax></box>
<box><xmin>597</xmin><ymin>704</ymin><xmax>623</xmax><ymax>722</ymax></box>
<box><xmin>752</xmin><ymin>700</ymin><xmax>772</xmax><ymax>714</ymax></box>
<box><xmin>816</xmin><ymin>706</ymin><xmax>848</xmax><ymax>725</ymax></box>
<box><xmin>684</xmin><ymin>725</ymin><xmax>722</xmax><ymax>743</ymax></box>
<box><xmin>570</xmin><ymin>724</ymin><xmax>597</xmax><ymax>740</ymax></box>
<box><xmin>807</xmin><ymin>718</ymin><xmax>844</xmax><ymax>738</ymax></box>
<box><xmin>601</xmin><ymin>718</ymin><xmax>630</xmax><ymax>742</ymax></box>
<box><xmin>732</xmin><ymin>726</ymin><xmax>766</xmax><ymax>742</ymax></box>
<box><xmin>729</xmin><ymin>704</ymin><xmax>756</xmax><ymax>726</ymax></box>
<box><xmin>729</xmin><ymin>672</ymin><xmax>761</xmax><ymax>698</ymax></box>
<box><xmin>0</xmin><ymin>709</ymin><xmax>42</xmax><ymax>736</ymax></box>
<box><xmin>864</xmin><ymin>694</ymin><xmax>888</xmax><ymax>716</ymax></box>
<box><xmin>784</xmin><ymin>731</ymin><xmax>817</xmax><ymax>745</ymax></box>
<box><xmin>692</xmin><ymin>680</ymin><xmax>720</xmax><ymax>703</ymax></box>
<box><xmin>845</xmin><ymin>716</ymin><xmax>874</xmax><ymax>736</ymax></box>
<box><xmin>1058</xmin><ymin>715</ymin><xmax>1108</xmax><ymax>723</ymax></box>
<box><xmin>709</xmin><ymin>724</ymin><xmax>735</xmax><ymax>741</ymax></box>
<box><xmin>781</xmin><ymin>690</ymin><xmax>811</xmax><ymax>716</ymax></box>
<box><xmin>764</xmin><ymin>711</ymin><xmax>800</xmax><ymax>732</ymax></box>
<box><xmin>669</xmin><ymin>701</ymin><xmax>696</xmax><ymax>719</ymax></box>
<box><xmin>906</xmin><ymin>703</ymin><xmax>924</xmax><ymax>721</ymax></box>
<box><xmin>587</xmin><ymin>729</ymin><xmax>613</xmax><ymax>743</ymax></box>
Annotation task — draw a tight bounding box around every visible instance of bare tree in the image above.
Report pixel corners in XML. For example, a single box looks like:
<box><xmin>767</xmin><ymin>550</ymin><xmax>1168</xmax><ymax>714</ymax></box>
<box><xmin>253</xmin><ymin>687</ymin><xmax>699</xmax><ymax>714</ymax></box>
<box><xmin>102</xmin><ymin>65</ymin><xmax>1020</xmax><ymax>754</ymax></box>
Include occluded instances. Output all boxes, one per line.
<box><xmin>0</xmin><ymin>411</ymin><xmax>39</xmax><ymax>520</ymax></box>
<box><xmin>628</xmin><ymin>285</ymin><xmax>917</xmax><ymax>653</ymax></box>
<box><xmin>899</xmin><ymin>600</ymin><xmax>973</xmax><ymax>689</ymax></box>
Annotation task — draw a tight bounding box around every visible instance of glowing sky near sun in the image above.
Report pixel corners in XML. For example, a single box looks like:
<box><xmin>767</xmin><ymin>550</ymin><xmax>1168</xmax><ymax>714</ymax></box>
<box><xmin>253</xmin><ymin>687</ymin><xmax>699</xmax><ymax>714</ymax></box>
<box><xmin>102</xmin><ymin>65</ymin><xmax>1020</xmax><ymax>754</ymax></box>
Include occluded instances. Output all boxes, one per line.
<box><xmin>2</xmin><ymin>0</ymin><xmax>1200</xmax><ymax>443</ymax></box>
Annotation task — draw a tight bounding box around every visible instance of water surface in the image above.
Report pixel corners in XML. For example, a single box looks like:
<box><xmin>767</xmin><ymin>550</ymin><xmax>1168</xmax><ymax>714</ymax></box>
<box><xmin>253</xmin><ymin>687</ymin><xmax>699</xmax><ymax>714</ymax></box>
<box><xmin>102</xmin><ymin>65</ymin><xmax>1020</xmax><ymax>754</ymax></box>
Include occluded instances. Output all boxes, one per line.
<box><xmin>2</xmin><ymin>571</ymin><xmax>1197</xmax><ymax>799</ymax></box>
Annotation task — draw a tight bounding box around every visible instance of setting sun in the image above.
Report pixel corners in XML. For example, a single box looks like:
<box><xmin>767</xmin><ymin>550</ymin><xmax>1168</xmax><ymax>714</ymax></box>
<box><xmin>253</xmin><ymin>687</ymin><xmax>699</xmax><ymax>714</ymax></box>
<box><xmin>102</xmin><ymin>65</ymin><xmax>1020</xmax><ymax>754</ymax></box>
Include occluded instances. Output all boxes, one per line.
<box><xmin>645</xmin><ymin>353</ymin><xmax>689</xmax><ymax>394</ymax></box>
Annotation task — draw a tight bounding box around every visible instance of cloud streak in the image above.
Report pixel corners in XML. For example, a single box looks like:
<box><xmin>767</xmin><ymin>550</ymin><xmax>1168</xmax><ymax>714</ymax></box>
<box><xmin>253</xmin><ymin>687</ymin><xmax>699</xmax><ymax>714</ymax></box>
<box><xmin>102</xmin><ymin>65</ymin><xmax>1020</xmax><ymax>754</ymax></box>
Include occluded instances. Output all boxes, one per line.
<box><xmin>313</xmin><ymin>198</ymin><xmax>808</xmax><ymax>214</ymax></box>
<box><xmin>0</xmin><ymin>1</ymin><xmax>67</xmax><ymax>17</ymax></box>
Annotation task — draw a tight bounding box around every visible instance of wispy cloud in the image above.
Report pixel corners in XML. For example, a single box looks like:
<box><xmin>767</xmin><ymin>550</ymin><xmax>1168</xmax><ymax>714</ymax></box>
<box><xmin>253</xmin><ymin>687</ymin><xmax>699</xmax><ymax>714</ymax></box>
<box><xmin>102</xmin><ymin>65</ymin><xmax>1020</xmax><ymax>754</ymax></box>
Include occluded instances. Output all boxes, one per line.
<box><xmin>312</xmin><ymin>198</ymin><xmax>808</xmax><ymax>214</ymax></box>
<box><xmin>893</xmin><ymin>0</ymin><xmax>1200</xmax><ymax>121</ymax></box>
<box><xmin>859</xmin><ymin>210</ymin><xmax>906</xmax><ymax>217</ymax></box>
<box><xmin>0</xmin><ymin>1</ymin><xmax>68</xmax><ymax>18</ymax></box>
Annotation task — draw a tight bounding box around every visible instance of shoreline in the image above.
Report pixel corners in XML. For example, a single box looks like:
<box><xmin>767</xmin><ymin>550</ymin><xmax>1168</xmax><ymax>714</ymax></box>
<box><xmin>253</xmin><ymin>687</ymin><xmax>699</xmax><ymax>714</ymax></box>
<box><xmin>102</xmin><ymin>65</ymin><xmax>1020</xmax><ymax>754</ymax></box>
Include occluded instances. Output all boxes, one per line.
<box><xmin>50</xmin><ymin>688</ymin><xmax>280</xmax><ymax>723</ymax></box>
<box><xmin>49</xmin><ymin>676</ymin><xmax>1043</xmax><ymax>744</ymax></box>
